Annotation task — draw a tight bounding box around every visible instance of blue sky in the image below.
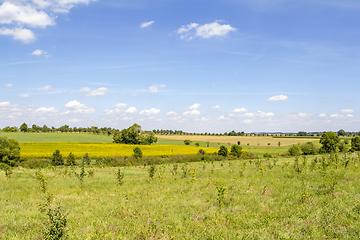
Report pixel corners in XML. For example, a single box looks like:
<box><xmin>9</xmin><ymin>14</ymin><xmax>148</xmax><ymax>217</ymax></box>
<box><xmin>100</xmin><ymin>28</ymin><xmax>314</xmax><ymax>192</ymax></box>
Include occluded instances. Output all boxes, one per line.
<box><xmin>1</xmin><ymin>0</ymin><xmax>360</xmax><ymax>133</ymax></box>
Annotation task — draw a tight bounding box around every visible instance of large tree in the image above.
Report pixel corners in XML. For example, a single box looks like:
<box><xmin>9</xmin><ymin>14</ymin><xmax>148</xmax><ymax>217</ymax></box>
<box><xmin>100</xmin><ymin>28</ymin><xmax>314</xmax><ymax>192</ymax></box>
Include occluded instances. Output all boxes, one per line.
<box><xmin>319</xmin><ymin>131</ymin><xmax>340</xmax><ymax>153</ymax></box>
<box><xmin>351</xmin><ymin>136</ymin><xmax>360</xmax><ymax>151</ymax></box>
<box><xmin>20</xmin><ymin>122</ymin><xmax>28</xmax><ymax>132</ymax></box>
<box><xmin>113</xmin><ymin>124</ymin><xmax>157</xmax><ymax>145</ymax></box>
<box><xmin>0</xmin><ymin>137</ymin><xmax>21</xmax><ymax>166</ymax></box>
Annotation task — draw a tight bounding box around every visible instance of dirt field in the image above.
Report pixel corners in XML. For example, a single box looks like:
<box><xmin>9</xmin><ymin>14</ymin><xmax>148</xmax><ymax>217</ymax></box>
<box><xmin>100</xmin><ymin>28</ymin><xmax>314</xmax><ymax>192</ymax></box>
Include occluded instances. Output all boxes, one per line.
<box><xmin>157</xmin><ymin>135</ymin><xmax>317</xmax><ymax>147</ymax></box>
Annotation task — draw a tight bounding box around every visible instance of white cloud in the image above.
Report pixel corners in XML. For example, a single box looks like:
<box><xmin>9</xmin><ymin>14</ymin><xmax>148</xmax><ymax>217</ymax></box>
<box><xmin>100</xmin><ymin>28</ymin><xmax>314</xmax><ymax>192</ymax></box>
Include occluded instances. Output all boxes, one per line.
<box><xmin>188</xmin><ymin>103</ymin><xmax>201</xmax><ymax>110</ymax></box>
<box><xmin>139</xmin><ymin>108</ymin><xmax>160</xmax><ymax>115</ymax></box>
<box><xmin>319</xmin><ymin>113</ymin><xmax>326</xmax><ymax>117</ymax></box>
<box><xmin>148</xmin><ymin>84</ymin><xmax>166</xmax><ymax>93</ymax></box>
<box><xmin>166</xmin><ymin>111</ymin><xmax>177</xmax><ymax>117</ymax></box>
<box><xmin>0</xmin><ymin>27</ymin><xmax>36</xmax><ymax>43</ymax></box>
<box><xmin>177</xmin><ymin>21</ymin><xmax>236</xmax><ymax>40</ymax></box>
<box><xmin>243</xmin><ymin>119</ymin><xmax>253</xmax><ymax>124</ymax></box>
<box><xmin>125</xmin><ymin>107</ymin><xmax>138</xmax><ymax>114</ymax></box>
<box><xmin>79</xmin><ymin>87</ymin><xmax>91</xmax><ymax>92</ymax></box>
<box><xmin>36</xmin><ymin>107</ymin><xmax>57</xmax><ymax>113</ymax></box>
<box><xmin>0</xmin><ymin>101</ymin><xmax>11</xmax><ymax>107</ymax></box>
<box><xmin>268</xmin><ymin>94</ymin><xmax>288</xmax><ymax>101</ymax></box>
<box><xmin>217</xmin><ymin>115</ymin><xmax>227</xmax><ymax>120</ymax></box>
<box><xmin>330</xmin><ymin>114</ymin><xmax>342</xmax><ymax>118</ymax></box>
<box><xmin>83</xmin><ymin>87</ymin><xmax>108</xmax><ymax>97</ymax></box>
<box><xmin>115</xmin><ymin>103</ymin><xmax>127</xmax><ymax>108</ymax></box>
<box><xmin>0</xmin><ymin>2</ymin><xmax>55</xmax><ymax>27</ymax></box>
<box><xmin>233</xmin><ymin>108</ymin><xmax>247</xmax><ymax>113</ymax></box>
<box><xmin>65</xmin><ymin>100</ymin><xmax>95</xmax><ymax>114</ymax></box>
<box><xmin>257</xmin><ymin>111</ymin><xmax>274</xmax><ymax>117</ymax></box>
<box><xmin>244</xmin><ymin>113</ymin><xmax>255</xmax><ymax>117</ymax></box>
<box><xmin>347</xmin><ymin>114</ymin><xmax>353</xmax><ymax>117</ymax></box>
<box><xmin>341</xmin><ymin>109</ymin><xmax>354</xmax><ymax>113</ymax></box>
<box><xmin>31</xmin><ymin>49</ymin><xmax>46</xmax><ymax>55</ymax></box>
<box><xmin>5</xmin><ymin>83</ymin><xmax>13</xmax><ymax>87</ymax></box>
<box><xmin>298</xmin><ymin>113</ymin><xmax>312</xmax><ymax>118</ymax></box>
<box><xmin>183</xmin><ymin>110</ymin><xmax>200</xmax><ymax>116</ymax></box>
<box><xmin>69</xmin><ymin>118</ymin><xmax>82</xmax><ymax>123</ymax></box>
<box><xmin>0</xmin><ymin>1</ymin><xmax>95</xmax><ymax>42</ymax></box>
<box><xmin>211</xmin><ymin>105</ymin><xmax>220</xmax><ymax>110</ymax></box>
<box><xmin>130</xmin><ymin>93</ymin><xmax>138</xmax><ymax>97</ymax></box>
<box><xmin>37</xmin><ymin>85</ymin><xmax>52</xmax><ymax>91</ymax></box>
<box><xmin>140</xmin><ymin>21</ymin><xmax>154</xmax><ymax>28</ymax></box>
<box><xmin>20</xmin><ymin>94</ymin><xmax>30</xmax><ymax>98</ymax></box>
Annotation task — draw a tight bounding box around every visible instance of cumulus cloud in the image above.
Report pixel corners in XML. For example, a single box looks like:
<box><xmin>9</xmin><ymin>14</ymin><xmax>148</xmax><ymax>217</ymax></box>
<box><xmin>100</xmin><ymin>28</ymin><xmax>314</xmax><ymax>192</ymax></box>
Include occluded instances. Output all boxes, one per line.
<box><xmin>68</xmin><ymin>118</ymin><xmax>82</xmax><ymax>123</ymax></box>
<box><xmin>20</xmin><ymin>94</ymin><xmax>30</xmax><ymax>98</ymax></box>
<box><xmin>36</xmin><ymin>107</ymin><xmax>57</xmax><ymax>113</ymax></box>
<box><xmin>0</xmin><ymin>0</ymin><xmax>95</xmax><ymax>43</ymax></box>
<box><xmin>115</xmin><ymin>103</ymin><xmax>127</xmax><ymax>108</ymax></box>
<box><xmin>319</xmin><ymin>113</ymin><xmax>326</xmax><ymax>117</ymax></box>
<box><xmin>243</xmin><ymin>119</ymin><xmax>253</xmax><ymax>124</ymax></box>
<box><xmin>0</xmin><ymin>27</ymin><xmax>36</xmax><ymax>43</ymax></box>
<box><xmin>268</xmin><ymin>94</ymin><xmax>288</xmax><ymax>101</ymax></box>
<box><xmin>183</xmin><ymin>110</ymin><xmax>200</xmax><ymax>116</ymax></box>
<box><xmin>31</xmin><ymin>49</ymin><xmax>46</xmax><ymax>55</ymax></box>
<box><xmin>166</xmin><ymin>111</ymin><xmax>177</xmax><ymax>117</ymax></box>
<box><xmin>0</xmin><ymin>101</ymin><xmax>11</xmax><ymax>107</ymax></box>
<box><xmin>233</xmin><ymin>108</ymin><xmax>247</xmax><ymax>113</ymax></box>
<box><xmin>5</xmin><ymin>83</ymin><xmax>13</xmax><ymax>87</ymax></box>
<box><xmin>65</xmin><ymin>100</ymin><xmax>95</xmax><ymax>114</ymax></box>
<box><xmin>148</xmin><ymin>84</ymin><xmax>166</xmax><ymax>93</ymax></box>
<box><xmin>330</xmin><ymin>114</ymin><xmax>342</xmax><ymax>118</ymax></box>
<box><xmin>341</xmin><ymin>109</ymin><xmax>354</xmax><ymax>113</ymax></box>
<box><xmin>188</xmin><ymin>103</ymin><xmax>201</xmax><ymax>110</ymax></box>
<box><xmin>37</xmin><ymin>85</ymin><xmax>52</xmax><ymax>91</ymax></box>
<box><xmin>217</xmin><ymin>115</ymin><xmax>227</xmax><ymax>120</ymax></box>
<box><xmin>80</xmin><ymin>87</ymin><xmax>108</xmax><ymax>97</ymax></box>
<box><xmin>257</xmin><ymin>111</ymin><xmax>274</xmax><ymax>117</ymax></box>
<box><xmin>140</xmin><ymin>21</ymin><xmax>154</xmax><ymax>28</ymax></box>
<box><xmin>211</xmin><ymin>105</ymin><xmax>220</xmax><ymax>110</ymax></box>
<box><xmin>125</xmin><ymin>107</ymin><xmax>138</xmax><ymax>114</ymax></box>
<box><xmin>177</xmin><ymin>20</ymin><xmax>236</xmax><ymax>40</ymax></box>
<box><xmin>298</xmin><ymin>113</ymin><xmax>312</xmax><ymax>118</ymax></box>
<box><xmin>139</xmin><ymin>108</ymin><xmax>160</xmax><ymax>115</ymax></box>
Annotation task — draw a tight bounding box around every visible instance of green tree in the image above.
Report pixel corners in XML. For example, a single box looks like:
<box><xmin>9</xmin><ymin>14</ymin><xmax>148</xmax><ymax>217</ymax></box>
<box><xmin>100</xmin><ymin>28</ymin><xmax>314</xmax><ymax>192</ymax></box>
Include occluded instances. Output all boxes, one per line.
<box><xmin>351</xmin><ymin>136</ymin><xmax>360</xmax><ymax>151</ymax></box>
<box><xmin>50</xmin><ymin>150</ymin><xmax>64</xmax><ymax>166</ymax></box>
<box><xmin>195</xmin><ymin>142</ymin><xmax>200</xmax><ymax>147</ymax></box>
<box><xmin>65</xmin><ymin>152</ymin><xmax>76</xmax><ymax>166</ymax></box>
<box><xmin>218</xmin><ymin>145</ymin><xmax>228</xmax><ymax>157</ymax></box>
<box><xmin>20</xmin><ymin>122</ymin><xmax>28</xmax><ymax>132</ymax></box>
<box><xmin>337</xmin><ymin>129</ymin><xmax>346</xmax><ymax>136</ymax></box>
<box><xmin>320</xmin><ymin>131</ymin><xmax>340</xmax><ymax>153</ymax></box>
<box><xmin>288</xmin><ymin>144</ymin><xmax>301</xmax><ymax>156</ymax></box>
<box><xmin>133</xmin><ymin>147</ymin><xmax>143</xmax><ymax>159</ymax></box>
<box><xmin>301</xmin><ymin>142</ymin><xmax>317</xmax><ymax>155</ymax></box>
<box><xmin>230</xmin><ymin>144</ymin><xmax>242</xmax><ymax>157</ymax></box>
<box><xmin>0</xmin><ymin>137</ymin><xmax>20</xmax><ymax>166</ymax></box>
<box><xmin>184</xmin><ymin>139</ymin><xmax>191</xmax><ymax>146</ymax></box>
<box><xmin>82</xmin><ymin>153</ymin><xmax>91</xmax><ymax>165</ymax></box>
<box><xmin>113</xmin><ymin>124</ymin><xmax>157</xmax><ymax>145</ymax></box>
<box><xmin>237</xmin><ymin>141</ymin><xmax>241</xmax><ymax>146</ymax></box>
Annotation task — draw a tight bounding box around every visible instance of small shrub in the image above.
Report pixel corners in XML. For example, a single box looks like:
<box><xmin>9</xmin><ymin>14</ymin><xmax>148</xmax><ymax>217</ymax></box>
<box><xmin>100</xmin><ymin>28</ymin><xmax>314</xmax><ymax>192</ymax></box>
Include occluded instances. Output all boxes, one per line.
<box><xmin>82</xmin><ymin>153</ymin><xmax>91</xmax><ymax>165</ymax></box>
<box><xmin>218</xmin><ymin>145</ymin><xmax>228</xmax><ymax>157</ymax></box>
<box><xmin>184</xmin><ymin>139</ymin><xmax>191</xmax><ymax>146</ymax></box>
<box><xmin>195</xmin><ymin>142</ymin><xmax>200</xmax><ymax>147</ymax></box>
<box><xmin>230</xmin><ymin>145</ymin><xmax>242</xmax><ymax>157</ymax></box>
<box><xmin>198</xmin><ymin>149</ymin><xmax>206</xmax><ymax>155</ymax></box>
<box><xmin>263</xmin><ymin>153</ymin><xmax>272</xmax><ymax>158</ymax></box>
<box><xmin>65</xmin><ymin>152</ymin><xmax>76</xmax><ymax>166</ymax></box>
<box><xmin>288</xmin><ymin>144</ymin><xmax>301</xmax><ymax>156</ymax></box>
<box><xmin>0</xmin><ymin>163</ymin><xmax>12</xmax><ymax>179</ymax></box>
<box><xmin>267</xmin><ymin>143</ymin><xmax>270</xmax><ymax>146</ymax></box>
<box><xmin>148</xmin><ymin>165</ymin><xmax>156</xmax><ymax>180</ymax></box>
<box><xmin>133</xmin><ymin>147</ymin><xmax>143</xmax><ymax>159</ymax></box>
<box><xmin>43</xmin><ymin>204</ymin><xmax>68</xmax><ymax>240</ymax></box>
<box><xmin>237</xmin><ymin>141</ymin><xmax>241</xmax><ymax>145</ymax></box>
<box><xmin>50</xmin><ymin>150</ymin><xmax>64</xmax><ymax>166</ymax></box>
<box><xmin>216</xmin><ymin>186</ymin><xmax>226</xmax><ymax>210</ymax></box>
<box><xmin>117</xmin><ymin>168</ymin><xmax>124</xmax><ymax>186</ymax></box>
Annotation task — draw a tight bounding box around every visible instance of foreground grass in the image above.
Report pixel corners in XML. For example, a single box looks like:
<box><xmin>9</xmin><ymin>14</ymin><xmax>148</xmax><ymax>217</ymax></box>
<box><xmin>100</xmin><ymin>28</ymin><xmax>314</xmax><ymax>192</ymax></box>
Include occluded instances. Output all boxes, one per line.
<box><xmin>1</xmin><ymin>155</ymin><xmax>360</xmax><ymax>239</ymax></box>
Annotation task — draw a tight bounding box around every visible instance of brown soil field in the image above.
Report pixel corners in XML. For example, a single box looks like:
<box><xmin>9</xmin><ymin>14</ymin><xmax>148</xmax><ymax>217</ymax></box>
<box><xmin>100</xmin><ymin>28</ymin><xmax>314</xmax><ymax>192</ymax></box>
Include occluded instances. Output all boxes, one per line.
<box><xmin>157</xmin><ymin>135</ymin><xmax>317</xmax><ymax>146</ymax></box>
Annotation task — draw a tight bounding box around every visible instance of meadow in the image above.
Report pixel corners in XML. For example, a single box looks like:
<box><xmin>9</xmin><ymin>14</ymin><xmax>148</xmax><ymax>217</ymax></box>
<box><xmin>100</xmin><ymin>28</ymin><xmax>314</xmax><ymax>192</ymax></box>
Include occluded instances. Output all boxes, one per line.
<box><xmin>1</xmin><ymin>154</ymin><xmax>360</xmax><ymax>239</ymax></box>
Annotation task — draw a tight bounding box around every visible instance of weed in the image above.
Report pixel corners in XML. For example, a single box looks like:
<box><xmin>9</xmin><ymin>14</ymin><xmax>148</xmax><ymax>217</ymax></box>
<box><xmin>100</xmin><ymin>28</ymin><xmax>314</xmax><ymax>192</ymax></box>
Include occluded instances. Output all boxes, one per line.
<box><xmin>43</xmin><ymin>203</ymin><xmax>68</xmax><ymax>240</ymax></box>
<box><xmin>148</xmin><ymin>165</ymin><xmax>156</xmax><ymax>180</ymax></box>
<box><xmin>181</xmin><ymin>163</ymin><xmax>189</xmax><ymax>178</ymax></box>
<box><xmin>190</xmin><ymin>167</ymin><xmax>196</xmax><ymax>182</ymax></box>
<box><xmin>171</xmin><ymin>163</ymin><xmax>178</xmax><ymax>177</ymax></box>
<box><xmin>87</xmin><ymin>169</ymin><xmax>94</xmax><ymax>177</ymax></box>
<box><xmin>216</xmin><ymin>186</ymin><xmax>226</xmax><ymax>210</ymax></box>
<box><xmin>158</xmin><ymin>165</ymin><xmax>166</xmax><ymax>183</ymax></box>
<box><xmin>35</xmin><ymin>170</ymin><xmax>48</xmax><ymax>193</ymax></box>
<box><xmin>73</xmin><ymin>161</ymin><xmax>86</xmax><ymax>187</ymax></box>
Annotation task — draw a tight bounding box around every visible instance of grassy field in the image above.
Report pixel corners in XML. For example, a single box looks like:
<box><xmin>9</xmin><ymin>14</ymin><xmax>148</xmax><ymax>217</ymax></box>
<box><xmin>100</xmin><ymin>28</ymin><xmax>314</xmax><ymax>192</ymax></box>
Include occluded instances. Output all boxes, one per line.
<box><xmin>1</xmin><ymin>154</ymin><xmax>360</xmax><ymax>239</ymax></box>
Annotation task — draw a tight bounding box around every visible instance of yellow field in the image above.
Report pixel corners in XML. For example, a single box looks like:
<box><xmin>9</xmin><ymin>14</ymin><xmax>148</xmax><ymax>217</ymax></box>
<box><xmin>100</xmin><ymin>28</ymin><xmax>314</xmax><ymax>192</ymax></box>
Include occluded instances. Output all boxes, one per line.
<box><xmin>20</xmin><ymin>142</ymin><xmax>218</xmax><ymax>159</ymax></box>
<box><xmin>157</xmin><ymin>135</ymin><xmax>316</xmax><ymax>146</ymax></box>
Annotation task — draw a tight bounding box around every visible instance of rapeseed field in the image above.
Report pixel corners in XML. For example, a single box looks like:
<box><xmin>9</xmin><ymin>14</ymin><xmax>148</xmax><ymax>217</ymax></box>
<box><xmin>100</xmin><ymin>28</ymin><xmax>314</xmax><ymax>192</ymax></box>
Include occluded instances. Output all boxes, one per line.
<box><xmin>20</xmin><ymin>142</ymin><xmax>218</xmax><ymax>159</ymax></box>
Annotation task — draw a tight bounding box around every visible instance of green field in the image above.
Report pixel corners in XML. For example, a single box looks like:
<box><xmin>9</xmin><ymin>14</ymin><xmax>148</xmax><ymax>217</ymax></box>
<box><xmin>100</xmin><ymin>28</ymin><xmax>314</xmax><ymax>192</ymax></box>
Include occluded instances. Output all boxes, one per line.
<box><xmin>1</xmin><ymin>155</ymin><xmax>360</xmax><ymax>239</ymax></box>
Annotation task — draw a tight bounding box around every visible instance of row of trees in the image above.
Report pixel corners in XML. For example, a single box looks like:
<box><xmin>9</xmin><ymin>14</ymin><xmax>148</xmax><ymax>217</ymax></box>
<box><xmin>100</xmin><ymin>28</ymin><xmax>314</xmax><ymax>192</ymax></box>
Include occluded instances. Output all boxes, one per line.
<box><xmin>288</xmin><ymin>132</ymin><xmax>360</xmax><ymax>156</ymax></box>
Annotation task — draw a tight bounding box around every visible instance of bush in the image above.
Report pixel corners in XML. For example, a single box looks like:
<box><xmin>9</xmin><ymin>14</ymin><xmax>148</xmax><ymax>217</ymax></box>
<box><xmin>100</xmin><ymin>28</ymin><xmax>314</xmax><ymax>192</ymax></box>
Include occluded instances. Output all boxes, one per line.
<box><xmin>198</xmin><ymin>149</ymin><xmax>206</xmax><ymax>155</ymax></box>
<box><xmin>230</xmin><ymin>145</ymin><xmax>242</xmax><ymax>157</ymax></box>
<box><xmin>218</xmin><ymin>145</ymin><xmax>228</xmax><ymax>157</ymax></box>
<box><xmin>288</xmin><ymin>144</ymin><xmax>301</xmax><ymax>156</ymax></box>
<box><xmin>0</xmin><ymin>137</ymin><xmax>20</xmax><ymax>167</ymax></box>
<box><xmin>351</xmin><ymin>136</ymin><xmax>360</xmax><ymax>151</ymax></box>
<box><xmin>263</xmin><ymin>153</ymin><xmax>272</xmax><ymax>158</ymax></box>
<box><xmin>50</xmin><ymin>150</ymin><xmax>64</xmax><ymax>166</ymax></box>
<box><xmin>82</xmin><ymin>153</ymin><xmax>91</xmax><ymax>165</ymax></box>
<box><xmin>65</xmin><ymin>152</ymin><xmax>76</xmax><ymax>166</ymax></box>
<box><xmin>133</xmin><ymin>147</ymin><xmax>143</xmax><ymax>159</ymax></box>
<box><xmin>301</xmin><ymin>142</ymin><xmax>317</xmax><ymax>155</ymax></box>
<box><xmin>184</xmin><ymin>139</ymin><xmax>191</xmax><ymax>146</ymax></box>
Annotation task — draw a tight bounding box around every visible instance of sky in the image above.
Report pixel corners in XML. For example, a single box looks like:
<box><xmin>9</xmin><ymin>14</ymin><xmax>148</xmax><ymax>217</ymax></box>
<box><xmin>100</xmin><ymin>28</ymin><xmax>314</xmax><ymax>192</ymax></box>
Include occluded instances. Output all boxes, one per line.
<box><xmin>1</xmin><ymin>0</ymin><xmax>360</xmax><ymax>133</ymax></box>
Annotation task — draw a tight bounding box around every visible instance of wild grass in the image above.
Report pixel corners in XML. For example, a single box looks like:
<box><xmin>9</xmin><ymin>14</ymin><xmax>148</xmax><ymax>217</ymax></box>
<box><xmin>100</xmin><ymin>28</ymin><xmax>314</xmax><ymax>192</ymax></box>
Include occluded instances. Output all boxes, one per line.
<box><xmin>1</xmin><ymin>154</ymin><xmax>360</xmax><ymax>239</ymax></box>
